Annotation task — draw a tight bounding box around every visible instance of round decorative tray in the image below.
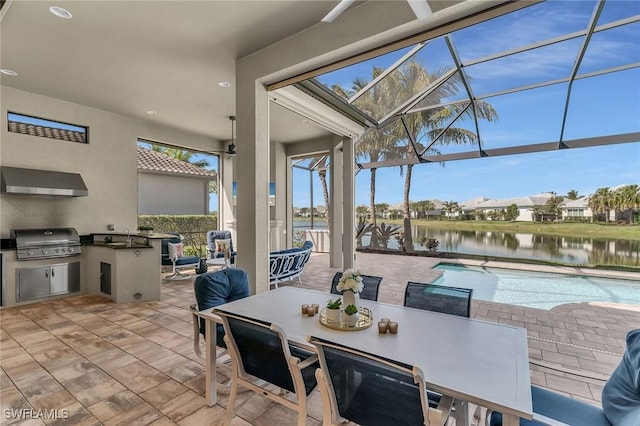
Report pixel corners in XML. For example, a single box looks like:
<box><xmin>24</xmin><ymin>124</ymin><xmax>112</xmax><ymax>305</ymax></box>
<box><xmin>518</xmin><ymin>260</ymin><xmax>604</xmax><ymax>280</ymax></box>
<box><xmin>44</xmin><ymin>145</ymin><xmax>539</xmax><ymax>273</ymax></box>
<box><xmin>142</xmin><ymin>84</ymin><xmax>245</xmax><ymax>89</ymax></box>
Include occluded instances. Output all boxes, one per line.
<box><xmin>319</xmin><ymin>306</ymin><xmax>373</xmax><ymax>331</ymax></box>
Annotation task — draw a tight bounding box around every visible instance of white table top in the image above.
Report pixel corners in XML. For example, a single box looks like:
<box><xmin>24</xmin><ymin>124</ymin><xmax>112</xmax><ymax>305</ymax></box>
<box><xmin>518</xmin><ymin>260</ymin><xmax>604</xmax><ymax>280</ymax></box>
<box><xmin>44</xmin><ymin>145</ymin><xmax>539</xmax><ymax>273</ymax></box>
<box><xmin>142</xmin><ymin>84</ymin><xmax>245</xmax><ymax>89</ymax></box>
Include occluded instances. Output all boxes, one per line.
<box><xmin>201</xmin><ymin>286</ymin><xmax>532</xmax><ymax>420</ymax></box>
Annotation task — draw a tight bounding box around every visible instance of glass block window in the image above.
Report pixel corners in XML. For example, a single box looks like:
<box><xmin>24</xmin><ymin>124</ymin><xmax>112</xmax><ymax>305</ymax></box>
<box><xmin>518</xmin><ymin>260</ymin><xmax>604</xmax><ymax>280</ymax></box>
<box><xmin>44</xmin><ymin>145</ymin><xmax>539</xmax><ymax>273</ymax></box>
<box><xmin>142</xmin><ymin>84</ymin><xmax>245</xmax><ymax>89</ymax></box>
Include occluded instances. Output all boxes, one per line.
<box><xmin>7</xmin><ymin>112</ymin><xmax>88</xmax><ymax>143</ymax></box>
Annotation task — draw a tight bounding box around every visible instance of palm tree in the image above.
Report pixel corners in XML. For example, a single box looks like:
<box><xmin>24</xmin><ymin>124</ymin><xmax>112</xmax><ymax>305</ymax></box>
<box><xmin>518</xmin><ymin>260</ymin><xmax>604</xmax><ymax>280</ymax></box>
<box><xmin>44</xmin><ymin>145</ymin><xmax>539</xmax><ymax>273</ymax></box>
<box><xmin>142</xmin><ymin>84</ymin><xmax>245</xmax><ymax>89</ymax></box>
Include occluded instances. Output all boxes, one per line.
<box><xmin>376</xmin><ymin>60</ymin><xmax>497</xmax><ymax>250</ymax></box>
<box><xmin>442</xmin><ymin>201</ymin><xmax>460</xmax><ymax>220</ymax></box>
<box><xmin>334</xmin><ymin>71</ymin><xmax>398</xmax><ymax>247</ymax></box>
<box><xmin>309</xmin><ymin>155</ymin><xmax>331</xmax><ymax>231</ymax></box>
<box><xmin>588</xmin><ymin>187</ymin><xmax>612</xmax><ymax>223</ymax></box>
<box><xmin>423</xmin><ymin>199</ymin><xmax>436</xmax><ymax>219</ymax></box>
<box><xmin>613</xmin><ymin>185</ymin><xmax>640</xmax><ymax>223</ymax></box>
<box><xmin>567</xmin><ymin>189</ymin><xmax>579</xmax><ymax>200</ymax></box>
<box><xmin>356</xmin><ymin>205</ymin><xmax>369</xmax><ymax>219</ymax></box>
<box><xmin>150</xmin><ymin>145</ymin><xmax>210</xmax><ymax>168</ymax></box>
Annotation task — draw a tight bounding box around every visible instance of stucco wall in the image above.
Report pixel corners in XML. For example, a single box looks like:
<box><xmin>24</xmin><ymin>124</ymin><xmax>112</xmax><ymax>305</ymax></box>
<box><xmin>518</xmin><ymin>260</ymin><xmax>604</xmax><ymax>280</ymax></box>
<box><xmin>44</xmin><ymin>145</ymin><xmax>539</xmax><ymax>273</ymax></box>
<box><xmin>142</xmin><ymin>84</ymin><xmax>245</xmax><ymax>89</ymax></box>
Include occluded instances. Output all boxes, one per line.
<box><xmin>138</xmin><ymin>173</ymin><xmax>209</xmax><ymax>215</ymax></box>
<box><xmin>0</xmin><ymin>86</ymin><xmax>214</xmax><ymax>237</ymax></box>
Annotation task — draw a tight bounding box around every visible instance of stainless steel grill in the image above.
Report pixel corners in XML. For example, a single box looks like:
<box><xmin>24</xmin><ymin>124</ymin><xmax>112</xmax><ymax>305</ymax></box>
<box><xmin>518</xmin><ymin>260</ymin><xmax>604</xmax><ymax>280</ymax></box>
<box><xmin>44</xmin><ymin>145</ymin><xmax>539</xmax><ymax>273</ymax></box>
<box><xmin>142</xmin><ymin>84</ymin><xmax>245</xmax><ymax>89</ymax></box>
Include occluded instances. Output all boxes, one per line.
<box><xmin>11</xmin><ymin>227</ymin><xmax>81</xmax><ymax>260</ymax></box>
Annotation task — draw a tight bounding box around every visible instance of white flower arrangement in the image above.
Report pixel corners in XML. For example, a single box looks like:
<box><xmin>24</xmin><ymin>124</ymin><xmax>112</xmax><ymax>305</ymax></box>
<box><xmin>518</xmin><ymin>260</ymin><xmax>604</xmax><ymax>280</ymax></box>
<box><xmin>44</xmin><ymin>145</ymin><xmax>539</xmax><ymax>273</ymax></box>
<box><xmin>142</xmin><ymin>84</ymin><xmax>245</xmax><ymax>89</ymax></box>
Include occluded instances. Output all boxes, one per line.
<box><xmin>336</xmin><ymin>269</ymin><xmax>364</xmax><ymax>293</ymax></box>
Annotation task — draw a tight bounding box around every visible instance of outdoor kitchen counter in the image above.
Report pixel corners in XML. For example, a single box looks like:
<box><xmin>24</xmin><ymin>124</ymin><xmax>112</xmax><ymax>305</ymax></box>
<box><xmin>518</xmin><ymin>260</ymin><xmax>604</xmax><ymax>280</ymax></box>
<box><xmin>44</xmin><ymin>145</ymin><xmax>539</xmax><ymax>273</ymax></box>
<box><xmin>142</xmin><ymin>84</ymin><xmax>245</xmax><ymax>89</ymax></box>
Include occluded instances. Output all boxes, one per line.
<box><xmin>90</xmin><ymin>241</ymin><xmax>153</xmax><ymax>249</ymax></box>
<box><xmin>85</xmin><ymin>233</ymin><xmax>163</xmax><ymax>303</ymax></box>
<box><xmin>89</xmin><ymin>232</ymin><xmax>153</xmax><ymax>249</ymax></box>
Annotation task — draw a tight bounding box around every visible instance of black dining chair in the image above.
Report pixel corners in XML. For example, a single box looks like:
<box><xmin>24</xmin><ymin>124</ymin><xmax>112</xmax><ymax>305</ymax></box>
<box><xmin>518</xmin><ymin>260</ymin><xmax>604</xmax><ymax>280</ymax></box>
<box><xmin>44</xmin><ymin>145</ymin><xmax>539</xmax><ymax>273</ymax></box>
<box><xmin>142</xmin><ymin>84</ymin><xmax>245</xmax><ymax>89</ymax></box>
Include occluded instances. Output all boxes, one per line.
<box><xmin>403</xmin><ymin>282</ymin><xmax>473</xmax><ymax>317</ymax></box>
<box><xmin>309</xmin><ymin>335</ymin><xmax>453</xmax><ymax>426</ymax></box>
<box><xmin>216</xmin><ymin>310</ymin><xmax>319</xmax><ymax>426</ymax></box>
<box><xmin>403</xmin><ymin>281</ymin><xmax>473</xmax><ymax>423</ymax></box>
<box><xmin>330</xmin><ymin>272</ymin><xmax>382</xmax><ymax>301</ymax></box>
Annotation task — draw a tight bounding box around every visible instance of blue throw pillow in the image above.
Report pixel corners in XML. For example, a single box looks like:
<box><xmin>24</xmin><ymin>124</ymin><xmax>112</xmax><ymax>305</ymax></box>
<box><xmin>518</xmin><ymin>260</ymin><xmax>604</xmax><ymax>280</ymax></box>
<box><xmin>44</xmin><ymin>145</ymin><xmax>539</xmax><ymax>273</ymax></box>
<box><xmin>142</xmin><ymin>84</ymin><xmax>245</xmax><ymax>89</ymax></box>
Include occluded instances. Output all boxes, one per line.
<box><xmin>602</xmin><ymin>329</ymin><xmax>640</xmax><ymax>426</ymax></box>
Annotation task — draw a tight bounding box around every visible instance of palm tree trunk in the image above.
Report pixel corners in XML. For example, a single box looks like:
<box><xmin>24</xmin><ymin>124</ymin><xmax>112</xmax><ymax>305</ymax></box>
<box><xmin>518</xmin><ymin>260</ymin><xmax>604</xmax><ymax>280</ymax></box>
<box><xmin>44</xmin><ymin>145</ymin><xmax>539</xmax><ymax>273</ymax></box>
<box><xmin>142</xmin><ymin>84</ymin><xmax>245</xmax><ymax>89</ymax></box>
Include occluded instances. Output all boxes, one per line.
<box><xmin>370</xmin><ymin>168</ymin><xmax>378</xmax><ymax>247</ymax></box>
<box><xmin>403</xmin><ymin>164</ymin><xmax>414</xmax><ymax>252</ymax></box>
<box><xmin>318</xmin><ymin>170</ymin><xmax>330</xmax><ymax>231</ymax></box>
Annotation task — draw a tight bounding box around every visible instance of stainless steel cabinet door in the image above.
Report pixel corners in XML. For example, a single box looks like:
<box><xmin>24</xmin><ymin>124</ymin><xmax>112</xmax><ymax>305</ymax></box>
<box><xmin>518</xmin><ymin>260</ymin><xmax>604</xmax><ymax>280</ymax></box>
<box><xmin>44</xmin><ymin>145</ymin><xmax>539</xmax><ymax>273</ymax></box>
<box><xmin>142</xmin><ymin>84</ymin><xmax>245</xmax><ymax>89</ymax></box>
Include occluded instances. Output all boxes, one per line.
<box><xmin>50</xmin><ymin>262</ymin><xmax>80</xmax><ymax>295</ymax></box>
<box><xmin>16</xmin><ymin>266</ymin><xmax>50</xmax><ymax>301</ymax></box>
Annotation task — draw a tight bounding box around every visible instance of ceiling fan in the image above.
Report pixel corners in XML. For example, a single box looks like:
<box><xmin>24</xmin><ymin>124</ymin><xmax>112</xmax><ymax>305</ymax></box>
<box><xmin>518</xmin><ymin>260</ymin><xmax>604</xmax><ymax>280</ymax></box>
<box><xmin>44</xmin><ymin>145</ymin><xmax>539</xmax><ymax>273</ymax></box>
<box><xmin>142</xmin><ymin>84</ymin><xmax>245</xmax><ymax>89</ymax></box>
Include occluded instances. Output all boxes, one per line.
<box><xmin>211</xmin><ymin>116</ymin><xmax>237</xmax><ymax>157</ymax></box>
<box><xmin>322</xmin><ymin>0</ymin><xmax>432</xmax><ymax>23</ymax></box>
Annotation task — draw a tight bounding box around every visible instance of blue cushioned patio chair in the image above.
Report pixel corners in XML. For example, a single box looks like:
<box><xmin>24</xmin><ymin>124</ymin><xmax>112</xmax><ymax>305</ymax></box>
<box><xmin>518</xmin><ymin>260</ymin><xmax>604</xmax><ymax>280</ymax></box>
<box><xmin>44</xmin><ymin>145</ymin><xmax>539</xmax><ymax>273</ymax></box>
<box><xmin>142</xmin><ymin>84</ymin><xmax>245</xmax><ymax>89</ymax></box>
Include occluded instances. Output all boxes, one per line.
<box><xmin>269</xmin><ymin>240</ymin><xmax>313</xmax><ymax>289</ymax></box>
<box><xmin>330</xmin><ymin>272</ymin><xmax>382</xmax><ymax>301</ymax></box>
<box><xmin>489</xmin><ymin>385</ymin><xmax>611</xmax><ymax>426</ymax></box>
<box><xmin>404</xmin><ymin>282</ymin><xmax>473</xmax><ymax>317</ymax></box>
<box><xmin>205</xmin><ymin>230</ymin><xmax>237</xmax><ymax>267</ymax></box>
<box><xmin>190</xmin><ymin>268</ymin><xmax>250</xmax><ymax>391</ymax></box>
<box><xmin>489</xmin><ymin>329</ymin><xmax>640</xmax><ymax>426</ymax></box>
<box><xmin>161</xmin><ymin>233</ymin><xmax>200</xmax><ymax>281</ymax></box>
<box><xmin>216</xmin><ymin>310</ymin><xmax>319</xmax><ymax>426</ymax></box>
<box><xmin>192</xmin><ymin>268</ymin><xmax>250</xmax><ymax>352</ymax></box>
<box><xmin>309</xmin><ymin>335</ymin><xmax>453</xmax><ymax>426</ymax></box>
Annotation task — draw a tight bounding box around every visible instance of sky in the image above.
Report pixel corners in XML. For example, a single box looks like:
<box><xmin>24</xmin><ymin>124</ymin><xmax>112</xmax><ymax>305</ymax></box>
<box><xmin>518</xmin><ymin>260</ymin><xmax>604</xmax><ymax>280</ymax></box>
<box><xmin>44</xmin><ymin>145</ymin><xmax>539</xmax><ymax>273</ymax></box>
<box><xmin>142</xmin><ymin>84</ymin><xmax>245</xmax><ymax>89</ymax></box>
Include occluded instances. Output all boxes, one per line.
<box><xmin>293</xmin><ymin>0</ymin><xmax>640</xmax><ymax>209</ymax></box>
<box><xmin>291</xmin><ymin>142</ymin><xmax>639</xmax><ymax>209</ymax></box>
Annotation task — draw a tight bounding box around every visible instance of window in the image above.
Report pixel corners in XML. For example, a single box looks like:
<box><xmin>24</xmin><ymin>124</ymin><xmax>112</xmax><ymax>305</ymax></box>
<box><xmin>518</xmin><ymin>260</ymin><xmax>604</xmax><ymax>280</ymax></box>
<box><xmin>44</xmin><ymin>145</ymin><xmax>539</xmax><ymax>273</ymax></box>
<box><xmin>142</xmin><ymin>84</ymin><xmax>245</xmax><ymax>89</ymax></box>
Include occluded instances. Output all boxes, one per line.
<box><xmin>7</xmin><ymin>112</ymin><xmax>88</xmax><ymax>143</ymax></box>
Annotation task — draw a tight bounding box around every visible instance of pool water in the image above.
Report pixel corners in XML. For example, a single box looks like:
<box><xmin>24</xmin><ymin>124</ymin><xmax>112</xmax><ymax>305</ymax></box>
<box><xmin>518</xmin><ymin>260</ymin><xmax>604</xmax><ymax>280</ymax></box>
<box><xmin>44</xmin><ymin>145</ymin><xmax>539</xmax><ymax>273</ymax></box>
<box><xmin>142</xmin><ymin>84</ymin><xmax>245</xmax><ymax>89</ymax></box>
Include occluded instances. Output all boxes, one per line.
<box><xmin>433</xmin><ymin>263</ymin><xmax>640</xmax><ymax>310</ymax></box>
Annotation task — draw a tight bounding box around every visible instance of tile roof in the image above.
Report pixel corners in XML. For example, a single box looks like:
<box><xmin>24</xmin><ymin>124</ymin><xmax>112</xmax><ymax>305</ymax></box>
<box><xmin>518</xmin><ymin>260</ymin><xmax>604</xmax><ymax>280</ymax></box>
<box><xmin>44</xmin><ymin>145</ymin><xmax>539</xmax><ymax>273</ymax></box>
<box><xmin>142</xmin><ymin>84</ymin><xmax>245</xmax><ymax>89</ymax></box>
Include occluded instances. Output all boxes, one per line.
<box><xmin>563</xmin><ymin>197</ymin><xmax>590</xmax><ymax>208</ymax></box>
<box><xmin>476</xmin><ymin>193</ymin><xmax>562</xmax><ymax>208</ymax></box>
<box><xmin>461</xmin><ymin>196</ymin><xmax>489</xmax><ymax>209</ymax></box>
<box><xmin>137</xmin><ymin>147</ymin><xmax>217</xmax><ymax>178</ymax></box>
<box><xmin>8</xmin><ymin>120</ymin><xmax>86</xmax><ymax>143</ymax></box>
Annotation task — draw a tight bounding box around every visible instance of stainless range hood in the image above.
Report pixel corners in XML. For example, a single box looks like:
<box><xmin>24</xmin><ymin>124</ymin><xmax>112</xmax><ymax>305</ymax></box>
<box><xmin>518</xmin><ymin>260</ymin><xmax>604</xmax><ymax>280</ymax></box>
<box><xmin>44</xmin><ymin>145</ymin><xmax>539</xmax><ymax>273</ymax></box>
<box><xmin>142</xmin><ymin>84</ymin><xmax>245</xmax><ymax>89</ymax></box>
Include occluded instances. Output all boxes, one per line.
<box><xmin>1</xmin><ymin>166</ymin><xmax>88</xmax><ymax>197</ymax></box>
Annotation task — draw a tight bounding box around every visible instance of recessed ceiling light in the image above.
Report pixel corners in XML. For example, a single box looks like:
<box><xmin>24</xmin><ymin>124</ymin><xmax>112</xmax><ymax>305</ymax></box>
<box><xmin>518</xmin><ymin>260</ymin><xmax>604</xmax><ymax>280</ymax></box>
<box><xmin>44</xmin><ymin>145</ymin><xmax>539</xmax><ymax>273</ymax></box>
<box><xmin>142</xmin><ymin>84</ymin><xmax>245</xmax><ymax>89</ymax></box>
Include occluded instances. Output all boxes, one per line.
<box><xmin>146</xmin><ymin>110</ymin><xmax>158</xmax><ymax>115</ymax></box>
<box><xmin>218</xmin><ymin>81</ymin><xmax>231</xmax><ymax>88</ymax></box>
<box><xmin>0</xmin><ymin>69</ymin><xmax>18</xmax><ymax>76</ymax></box>
<box><xmin>49</xmin><ymin>6</ymin><xmax>72</xmax><ymax>19</ymax></box>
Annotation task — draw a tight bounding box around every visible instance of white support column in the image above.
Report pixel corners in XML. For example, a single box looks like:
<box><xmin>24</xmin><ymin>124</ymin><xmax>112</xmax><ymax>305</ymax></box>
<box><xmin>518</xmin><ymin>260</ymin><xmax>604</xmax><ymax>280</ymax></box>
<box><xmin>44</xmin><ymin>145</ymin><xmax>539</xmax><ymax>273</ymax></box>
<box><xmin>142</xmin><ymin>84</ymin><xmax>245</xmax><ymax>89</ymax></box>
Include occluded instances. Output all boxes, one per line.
<box><xmin>330</xmin><ymin>136</ymin><xmax>343</xmax><ymax>268</ymax></box>
<box><xmin>342</xmin><ymin>137</ymin><xmax>355</xmax><ymax>269</ymax></box>
<box><xmin>236</xmin><ymin>79</ymin><xmax>270</xmax><ymax>295</ymax></box>
<box><xmin>220</xmin><ymin>155</ymin><xmax>236</xmax><ymax>245</ymax></box>
<box><xmin>286</xmin><ymin>156</ymin><xmax>293</xmax><ymax>248</ymax></box>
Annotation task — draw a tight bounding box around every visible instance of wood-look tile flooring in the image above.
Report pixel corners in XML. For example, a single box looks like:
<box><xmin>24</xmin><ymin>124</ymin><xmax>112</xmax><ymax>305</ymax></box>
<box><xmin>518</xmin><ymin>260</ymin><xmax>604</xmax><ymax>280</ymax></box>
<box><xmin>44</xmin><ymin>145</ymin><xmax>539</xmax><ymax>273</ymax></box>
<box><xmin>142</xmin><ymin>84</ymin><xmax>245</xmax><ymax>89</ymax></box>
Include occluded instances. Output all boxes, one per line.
<box><xmin>1</xmin><ymin>252</ymin><xmax>639</xmax><ymax>425</ymax></box>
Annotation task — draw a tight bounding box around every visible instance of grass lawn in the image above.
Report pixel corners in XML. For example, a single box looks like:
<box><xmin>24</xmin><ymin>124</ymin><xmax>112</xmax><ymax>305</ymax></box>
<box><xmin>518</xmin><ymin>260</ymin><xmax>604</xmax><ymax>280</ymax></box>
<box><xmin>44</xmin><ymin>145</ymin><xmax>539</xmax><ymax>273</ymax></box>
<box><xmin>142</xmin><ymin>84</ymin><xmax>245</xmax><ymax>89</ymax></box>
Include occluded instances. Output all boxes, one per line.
<box><xmin>380</xmin><ymin>219</ymin><xmax>640</xmax><ymax>240</ymax></box>
<box><xmin>294</xmin><ymin>217</ymin><xmax>639</xmax><ymax>240</ymax></box>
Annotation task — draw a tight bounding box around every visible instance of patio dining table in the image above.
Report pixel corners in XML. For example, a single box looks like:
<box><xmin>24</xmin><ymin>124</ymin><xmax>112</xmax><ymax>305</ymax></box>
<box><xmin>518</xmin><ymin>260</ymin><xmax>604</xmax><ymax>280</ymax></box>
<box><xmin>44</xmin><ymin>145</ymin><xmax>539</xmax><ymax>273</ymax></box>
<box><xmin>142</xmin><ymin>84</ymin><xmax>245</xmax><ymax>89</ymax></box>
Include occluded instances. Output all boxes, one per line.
<box><xmin>197</xmin><ymin>286</ymin><xmax>533</xmax><ymax>426</ymax></box>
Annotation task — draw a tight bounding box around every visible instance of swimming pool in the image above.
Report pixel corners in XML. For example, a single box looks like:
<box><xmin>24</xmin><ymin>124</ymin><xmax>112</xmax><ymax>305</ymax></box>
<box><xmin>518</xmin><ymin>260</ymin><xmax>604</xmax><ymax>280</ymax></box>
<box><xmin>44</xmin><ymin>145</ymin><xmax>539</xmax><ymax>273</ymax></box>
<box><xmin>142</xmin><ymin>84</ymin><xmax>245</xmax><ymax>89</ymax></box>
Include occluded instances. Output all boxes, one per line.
<box><xmin>433</xmin><ymin>263</ymin><xmax>640</xmax><ymax>310</ymax></box>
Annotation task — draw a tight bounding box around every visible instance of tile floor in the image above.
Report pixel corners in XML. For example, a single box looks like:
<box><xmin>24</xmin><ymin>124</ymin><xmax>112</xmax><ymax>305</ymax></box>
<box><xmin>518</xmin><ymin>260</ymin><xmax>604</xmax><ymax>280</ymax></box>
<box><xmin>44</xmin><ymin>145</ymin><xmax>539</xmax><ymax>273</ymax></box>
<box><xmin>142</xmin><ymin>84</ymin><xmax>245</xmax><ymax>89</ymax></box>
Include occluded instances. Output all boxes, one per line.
<box><xmin>1</xmin><ymin>252</ymin><xmax>639</xmax><ymax>425</ymax></box>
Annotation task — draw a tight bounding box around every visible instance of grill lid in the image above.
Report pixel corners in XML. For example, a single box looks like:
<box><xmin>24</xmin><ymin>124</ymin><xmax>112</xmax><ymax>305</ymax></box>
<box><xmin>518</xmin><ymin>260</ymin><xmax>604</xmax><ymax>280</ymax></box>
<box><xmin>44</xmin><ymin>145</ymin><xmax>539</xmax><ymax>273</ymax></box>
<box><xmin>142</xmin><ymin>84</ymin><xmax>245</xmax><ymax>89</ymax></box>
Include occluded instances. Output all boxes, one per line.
<box><xmin>11</xmin><ymin>227</ymin><xmax>80</xmax><ymax>248</ymax></box>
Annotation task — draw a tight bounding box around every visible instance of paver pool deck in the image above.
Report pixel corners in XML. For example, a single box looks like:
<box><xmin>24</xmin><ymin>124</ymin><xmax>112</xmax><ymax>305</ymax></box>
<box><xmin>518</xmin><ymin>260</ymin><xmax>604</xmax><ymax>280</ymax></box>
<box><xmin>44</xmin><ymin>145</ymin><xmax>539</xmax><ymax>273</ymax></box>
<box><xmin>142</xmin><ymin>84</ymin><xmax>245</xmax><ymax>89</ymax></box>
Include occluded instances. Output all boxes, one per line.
<box><xmin>1</xmin><ymin>251</ymin><xmax>638</xmax><ymax>425</ymax></box>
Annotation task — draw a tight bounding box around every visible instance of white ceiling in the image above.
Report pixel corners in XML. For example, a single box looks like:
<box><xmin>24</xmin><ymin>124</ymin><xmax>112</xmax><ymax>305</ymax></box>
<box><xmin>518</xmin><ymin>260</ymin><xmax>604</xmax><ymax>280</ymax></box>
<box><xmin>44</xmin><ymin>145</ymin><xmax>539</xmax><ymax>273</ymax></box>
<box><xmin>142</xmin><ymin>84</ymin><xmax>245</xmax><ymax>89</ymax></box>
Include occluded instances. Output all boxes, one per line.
<box><xmin>0</xmin><ymin>0</ymin><xmax>477</xmax><ymax>145</ymax></box>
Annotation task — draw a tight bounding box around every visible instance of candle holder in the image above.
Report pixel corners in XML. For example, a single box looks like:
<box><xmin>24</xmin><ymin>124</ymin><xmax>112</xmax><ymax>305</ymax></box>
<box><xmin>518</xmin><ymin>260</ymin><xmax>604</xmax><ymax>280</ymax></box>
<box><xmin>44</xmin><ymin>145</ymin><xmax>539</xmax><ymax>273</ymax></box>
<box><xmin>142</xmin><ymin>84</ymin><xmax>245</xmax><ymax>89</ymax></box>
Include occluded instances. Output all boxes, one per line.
<box><xmin>312</xmin><ymin>303</ymin><xmax>319</xmax><ymax>314</ymax></box>
<box><xmin>388</xmin><ymin>321</ymin><xmax>398</xmax><ymax>334</ymax></box>
<box><xmin>301</xmin><ymin>304</ymin><xmax>309</xmax><ymax>315</ymax></box>
<box><xmin>378</xmin><ymin>320</ymin><xmax>389</xmax><ymax>334</ymax></box>
<box><xmin>307</xmin><ymin>306</ymin><xmax>316</xmax><ymax>317</ymax></box>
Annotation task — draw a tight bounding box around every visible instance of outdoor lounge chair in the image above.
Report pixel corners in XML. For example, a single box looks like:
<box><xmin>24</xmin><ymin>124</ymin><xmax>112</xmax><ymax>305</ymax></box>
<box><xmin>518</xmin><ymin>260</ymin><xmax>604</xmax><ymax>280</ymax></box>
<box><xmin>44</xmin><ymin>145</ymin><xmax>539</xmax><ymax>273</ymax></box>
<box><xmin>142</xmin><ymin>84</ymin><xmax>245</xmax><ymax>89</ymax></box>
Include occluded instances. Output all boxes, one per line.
<box><xmin>206</xmin><ymin>230</ymin><xmax>237</xmax><ymax>266</ymax></box>
<box><xmin>161</xmin><ymin>233</ymin><xmax>200</xmax><ymax>281</ymax></box>
<box><xmin>216</xmin><ymin>310</ymin><xmax>319</xmax><ymax>426</ymax></box>
<box><xmin>309</xmin><ymin>335</ymin><xmax>453</xmax><ymax>426</ymax></box>
<box><xmin>330</xmin><ymin>272</ymin><xmax>382</xmax><ymax>301</ymax></box>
